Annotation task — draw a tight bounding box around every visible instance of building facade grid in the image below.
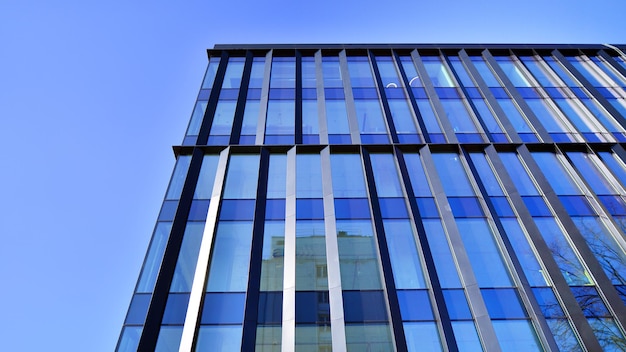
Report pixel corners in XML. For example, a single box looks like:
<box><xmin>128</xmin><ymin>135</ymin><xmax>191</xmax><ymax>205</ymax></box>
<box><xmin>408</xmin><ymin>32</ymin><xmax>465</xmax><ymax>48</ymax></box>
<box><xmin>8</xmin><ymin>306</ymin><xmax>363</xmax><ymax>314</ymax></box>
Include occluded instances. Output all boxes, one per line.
<box><xmin>118</xmin><ymin>44</ymin><xmax>626</xmax><ymax>352</ymax></box>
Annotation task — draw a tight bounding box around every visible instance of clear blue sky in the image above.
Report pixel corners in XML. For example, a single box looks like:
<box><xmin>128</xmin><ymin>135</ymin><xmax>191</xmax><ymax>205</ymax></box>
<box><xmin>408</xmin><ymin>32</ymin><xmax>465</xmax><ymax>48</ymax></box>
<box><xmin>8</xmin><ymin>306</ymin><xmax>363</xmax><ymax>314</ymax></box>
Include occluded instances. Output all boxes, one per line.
<box><xmin>0</xmin><ymin>0</ymin><xmax>624</xmax><ymax>350</ymax></box>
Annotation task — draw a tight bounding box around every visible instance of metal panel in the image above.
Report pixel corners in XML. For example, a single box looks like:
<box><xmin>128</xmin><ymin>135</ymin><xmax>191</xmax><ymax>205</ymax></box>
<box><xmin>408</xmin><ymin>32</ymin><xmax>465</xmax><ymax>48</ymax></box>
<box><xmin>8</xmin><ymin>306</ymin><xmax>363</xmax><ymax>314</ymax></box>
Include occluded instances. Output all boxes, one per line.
<box><xmin>282</xmin><ymin>146</ymin><xmax>297</xmax><ymax>352</ymax></box>
<box><xmin>315</xmin><ymin>50</ymin><xmax>329</xmax><ymax>145</ymax></box>
<box><xmin>255</xmin><ymin>50</ymin><xmax>273</xmax><ymax>145</ymax></box>
<box><xmin>369</xmin><ymin>51</ymin><xmax>399</xmax><ymax>143</ymax></box>
<box><xmin>178</xmin><ymin>147</ymin><xmax>230</xmax><ymax>352</ymax></box>
<box><xmin>338</xmin><ymin>50</ymin><xmax>362</xmax><ymax>144</ymax></box>
<box><xmin>229</xmin><ymin>51</ymin><xmax>254</xmax><ymax>144</ymax></box>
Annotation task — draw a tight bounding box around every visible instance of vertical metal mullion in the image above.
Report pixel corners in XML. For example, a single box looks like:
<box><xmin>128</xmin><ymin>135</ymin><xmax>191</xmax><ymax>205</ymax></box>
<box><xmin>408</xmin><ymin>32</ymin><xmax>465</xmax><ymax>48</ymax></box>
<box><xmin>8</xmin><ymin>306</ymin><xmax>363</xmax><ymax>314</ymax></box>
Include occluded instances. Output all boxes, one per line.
<box><xmin>484</xmin><ymin>145</ymin><xmax>603</xmax><ymax>351</ymax></box>
<box><xmin>179</xmin><ymin>147</ymin><xmax>230</xmax><ymax>352</ymax></box>
<box><xmin>393</xmin><ymin>50</ymin><xmax>431</xmax><ymax>143</ymax></box>
<box><xmin>551</xmin><ymin>49</ymin><xmax>626</xmax><ymax>130</ymax></box>
<box><xmin>516</xmin><ymin>145</ymin><xmax>626</xmax><ymax>331</ymax></box>
<box><xmin>461</xmin><ymin>148</ymin><xmax>559</xmax><ymax>352</ymax></box>
<box><xmin>138</xmin><ymin>147</ymin><xmax>206</xmax><ymax>351</ymax></box>
<box><xmin>315</xmin><ymin>51</ymin><xmax>329</xmax><ymax>145</ymax></box>
<box><xmin>197</xmin><ymin>51</ymin><xmax>230</xmax><ymax>145</ymax></box>
<box><xmin>482</xmin><ymin>50</ymin><xmax>554</xmax><ymax>143</ymax></box>
<box><xmin>369</xmin><ymin>51</ymin><xmax>399</xmax><ymax>143</ymax></box>
<box><xmin>256</xmin><ymin>51</ymin><xmax>273</xmax><ymax>145</ymax></box>
<box><xmin>394</xmin><ymin>147</ymin><xmax>458</xmax><ymax>352</ymax></box>
<box><xmin>282</xmin><ymin>147</ymin><xmax>297</xmax><ymax>351</ymax></box>
<box><xmin>420</xmin><ymin>146</ymin><xmax>501</xmax><ymax>352</ymax></box>
<box><xmin>241</xmin><ymin>148</ymin><xmax>271</xmax><ymax>350</ymax></box>
<box><xmin>295</xmin><ymin>51</ymin><xmax>303</xmax><ymax>144</ymax></box>
<box><xmin>230</xmin><ymin>52</ymin><xmax>254</xmax><ymax>144</ymax></box>
<box><xmin>458</xmin><ymin>50</ymin><xmax>521</xmax><ymax>143</ymax></box>
<box><xmin>320</xmin><ymin>146</ymin><xmax>347</xmax><ymax>351</ymax></box>
<box><xmin>338</xmin><ymin>50</ymin><xmax>361</xmax><ymax>144</ymax></box>
<box><xmin>443</xmin><ymin>53</ymin><xmax>491</xmax><ymax>143</ymax></box>
<box><xmin>411</xmin><ymin>50</ymin><xmax>459</xmax><ymax>144</ymax></box>
<box><xmin>360</xmin><ymin>148</ymin><xmax>407</xmax><ymax>352</ymax></box>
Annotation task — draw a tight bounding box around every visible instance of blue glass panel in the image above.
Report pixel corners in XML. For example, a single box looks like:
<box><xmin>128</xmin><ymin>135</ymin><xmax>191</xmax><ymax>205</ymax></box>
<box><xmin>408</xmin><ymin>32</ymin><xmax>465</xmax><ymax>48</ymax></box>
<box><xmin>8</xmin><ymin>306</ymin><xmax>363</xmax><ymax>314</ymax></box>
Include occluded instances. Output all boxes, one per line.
<box><xmin>397</xmin><ymin>290</ymin><xmax>434</xmax><ymax>321</ymax></box>
<box><xmin>532</xmin><ymin>153</ymin><xmax>579</xmax><ymax>195</ymax></box>
<box><xmin>336</xmin><ymin>220</ymin><xmax>382</xmax><ymax>290</ymax></box>
<box><xmin>481</xmin><ymin>288</ymin><xmax>526</xmax><ymax>319</ymax></box>
<box><xmin>265</xmin><ymin>199</ymin><xmax>286</xmax><ymax>220</ymax></box>
<box><xmin>423</xmin><ymin>220</ymin><xmax>462</xmax><ymax>288</ymax></box>
<box><xmin>223</xmin><ymin>154</ymin><xmax>260</xmax><ymax>199</ymax></box>
<box><xmin>383</xmin><ymin>220</ymin><xmax>426</xmax><ymax>289</ymax></box>
<box><xmin>571</xmin><ymin>286</ymin><xmax>610</xmax><ymax>317</ymax></box>
<box><xmin>518</xmin><ymin>133</ymin><xmax>539</xmax><ymax>142</ymax></box>
<box><xmin>196</xmin><ymin>326</ymin><xmax>242</xmax><ymax>351</ymax></box>
<box><xmin>616</xmin><ymin>285</ymin><xmax>626</xmax><ymax>305</ymax></box>
<box><xmin>546</xmin><ymin>319</ymin><xmax>584</xmax><ymax>352</ymax></box>
<box><xmin>182</xmin><ymin>135</ymin><xmax>197</xmax><ymax>146</ymax></box>
<box><xmin>451</xmin><ymin>321</ymin><xmax>483</xmax><ymax>351</ymax></box>
<box><xmin>125</xmin><ymin>294</ymin><xmax>151</xmax><ymax>325</ymax></box>
<box><xmin>491</xmin><ymin>133</ymin><xmax>508</xmax><ymax>142</ymax></box>
<box><xmin>544</xmin><ymin>87</ymin><xmax>566</xmax><ymax>98</ymax></box>
<box><xmin>187</xmin><ymin>101</ymin><xmax>208</xmax><ymax>136</ymax></box>
<box><xmin>267</xmin><ymin>154</ymin><xmax>287</xmax><ymax>199</ymax></box>
<box><xmin>416</xmin><ymin>197</ymin><xmax>439</xmax><ymax>218</ymax></box>
<box><xmin>206</xmin><ymin>222</ymin><xmax>253</xmax><ymax>292</ymax></box>
<box><xmin>385</xmin><ymin>88</ymin><xmax>407</xmax><ymax>98</ymax></box>
<box><xmin>258</xmin><ymin>292</ymin><xmax>283</xmax><ymax>324</ymax></box>
<box><xmin>404</xmin><ymin>322</ymin><xmax>443</xmax><ymax>351</ymax></box>
<box><xmin>155</xmin><ymin>326</ymin><xmax>183</xmax><ymax>352</ymax></box>
<box><xmin>411</xmin><ymin>87</ymin><xmax>428</xmax><ymax>98</ymax></box>
<box><xmin>431</xmin><ymin>133</ymin><xmax>447</xmax><ymax>144</ymax></box>
<box><xmin>218</xmin><ymin>88</ymin><xmax>240</xmax><ymax>100</ymax></box>
<box><xmin>117</xmin><ymin>326</ymin><xmax>142</xmax><ymax>352</ymax></box>
<box><xmin>170</xmin><ymin>222</ymin><xmax>205</xmax><ymax>292</ymax></box>
<box><xmin>431</xmin><ymin>153</ymin><xmax>475</xmax><ymax>196</ymax></box>
<box><xmin>532</xmin><ymin>287</ymin><xmax>565</xmax><ymax>318</ymax></box>
<box><xmin>162</xmin><ymin>293</ymin><xmax>190</xmax><ymax>324</ymax></box>
<box><xmin>440</xmin><ymin>99</ymin><xmax>479</xmax><ymax>134</ymax></box>
<box><xmin>328</xmin><ymin>134</ymin><xmax>351</xmax><ymax>144</ymax></box>
<box><xmin>188</xmin><ymin>200</ymin><xmax>210</xmax><ymax>221</ymax></box>
<box><xmin>465</xmin><ymin>87</ymin><xmax>482</xmax><ymax>98</ymax></box>
<box><xmin>456</xmin><ymin>218</ymin><xmax>513</xmax><ymax>287</ymax></box>
<box><xmin>343</xmin><ymin>290</ymin><xmax>388</xmax><ymax>322</ymax></box>
<box><xmin>443</xmin><ymin>289</ymin><xmax>472</xmax><ymax>320</ymax></box>
<box><xmin>239</xmin><ymin>135</ymin><xmax>255</xmax><ymax>145</ymax></box>
<box><xmin>302</xmin><ymin>135</ymin><xmax>320</xmax><ymax>144</ymax></box>
<box><xmin>296</xmin><ymin>291</ymin><xmax>330</xmax><ymax>324</ymax></box>
<box><xmin>517</xmin><ymin>87</ymin><xmax>540</xmax><ymax>98</ymax></box>
<box><xmin>137</xmin><ymin>222</ymin><xmax>173</xmax><ymax>293</ymax></box>
<box><xmin>220</xmin><ymin>199</ymin><xmax>256</xmax><ymax>220</ymax></box>
<box><xmin>331</xmin><ymin>154</ymin><xmax>367</xmax><ymax>197</ymax></box>
<box><xmin>549</xmin><ymin>133</ymin><xmax>572</xmax><ymax>142</ymax></box>
<box><xmin>456</xmin><ymin>133</ymin><xmax>484</xmax><ymax>143</ymax></box>
<box><xmin>201</xmin><ymin>293</ymin><xmax>245</xmax><ymax>324</ymax></box>
<box><xmin>296</xmin><ymin>198</ymin><xmax>324</xmax><ymax>219</ymax></box>
<box><xmin>194</xmin><ymin>155</ymin><xmax>219</xmax><ymax>199</ymax></box>
<box><xmin>492</xmin><ymin>320</ymin><xmax>542</xmax><ymax>352</ymax></box>
<box><xmin>558</xmin><ymin>195</ymin><xmax>595</xmax><ymax>216</ymax></box>
<box><xmin>567</xmin><ymin>152</ymin><xmax>615</xmax><ymax>195</ymax></box>
<box><xmin>158</xmin><ymin>200</ymin><xmax>178</xmax><ymax>221</ymax></box>
<box><xmin>302</xmin><ymin>88</ymin><xmax>317</xmax><ymax>99</ymax></box>
<box><xmin>397</xmin><ymin>134</ymin><xmax>422</xmax><ymax>143</ymax></box>
<box><xmin>448</xmin><ymin>57</ymin><xmax>475</xmax><ymax>87</ymax></box>
<box><xmin>334</xmin><ymin>198</ymin><xmax>371</xmax><ymax>219</ymax></box>
<box><xmin>297</xmin><ymin>154</ymin><xmax>323</xmax><ymax>198</ymax></box>
<box><xmin>500</xmin><ymin>219</ymin><xmax>547</xmax><ymax>286</ymax></box>
<box><xmin>352</xmin><ymin>88</ymin><xmax>379</xmax><ymax>99</ymax></box>
<box><xmin>207</xmin><ymin>135</ymin><xmax>230</xmax><ymax>145</ymax></box>
<box><xmin>324</xmin><ymin>88</ymin><xmax>345</xmax><ymax>99</ymax></box>
<box><xmin>599</xmin><ymin>195</ymin><xmax>626</xmax><ymax>215</ymax></box>
<box><xmin>499</xmin><ymin>153</ymin><xmax>540</xmax><ymax>195</ymax></box>
<box><xmin>379</xmin><ymin>198</ymin><xmax>409</xmax><ymax>218</ymax></box>
<box><xmin>265</xmin><ymin>98</ymin><xmax>296</xmax><ymax>135</ymax></box>
<box><xmin>247</xmin><ymin>88</ymin><xmax>262</xmax><ymax>99</ymax></box>
<box><xmin>490</xmin><ymin>197</ymin><xmax>515</xmax><ymax>217</ymax></box>
<box><xmin>435</xmin><ymin>87</ymin><xmax>461</xmax><ymax>98</ymax></box>
<box><xmin>522</xmin><ymin>196</ymin><xmax>551</xmax><ymax>216</ymax></box>
<box><xmin>201</xmin><ymin>58</ymin><xmax>221</xmax><ymax>89</ymax></box>
<box><xmin>269</xmin><ymin>88</ymin><xmax>295</xmax><ymax>100</ymax></box>
<box><xmin>370</xmin><ymin>153</ymin><xmax>403</xmax><ymax>197</ymax></box>
<box><xmin>361</xmin><ymin>134</ymin><xmax>390</xmax><ymax>144</ymax></box>
<box><xmin>448</xmin><ymin>197</ymin><xmax>484</xmax><ymax>217</ymax></box>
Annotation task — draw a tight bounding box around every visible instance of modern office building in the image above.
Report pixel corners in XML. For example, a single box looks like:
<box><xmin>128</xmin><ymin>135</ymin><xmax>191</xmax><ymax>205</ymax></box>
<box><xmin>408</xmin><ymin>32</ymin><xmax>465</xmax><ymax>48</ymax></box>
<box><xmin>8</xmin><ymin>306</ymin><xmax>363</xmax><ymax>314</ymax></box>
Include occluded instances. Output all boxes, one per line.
<box><xmin>116</xmin><ymin>44</ymin><xmax>626</xmax><ymax>351</ymax></box>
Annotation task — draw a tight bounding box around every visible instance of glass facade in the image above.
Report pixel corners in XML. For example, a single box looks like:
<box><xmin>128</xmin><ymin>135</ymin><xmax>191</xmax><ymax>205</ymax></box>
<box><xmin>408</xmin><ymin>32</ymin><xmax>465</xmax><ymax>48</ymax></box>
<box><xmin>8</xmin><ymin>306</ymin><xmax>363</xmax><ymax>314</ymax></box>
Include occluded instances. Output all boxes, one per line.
<box><xmin>118</xmin><ymin>44</ymin><xmax>626</xmax><ymax>352</ymax></box>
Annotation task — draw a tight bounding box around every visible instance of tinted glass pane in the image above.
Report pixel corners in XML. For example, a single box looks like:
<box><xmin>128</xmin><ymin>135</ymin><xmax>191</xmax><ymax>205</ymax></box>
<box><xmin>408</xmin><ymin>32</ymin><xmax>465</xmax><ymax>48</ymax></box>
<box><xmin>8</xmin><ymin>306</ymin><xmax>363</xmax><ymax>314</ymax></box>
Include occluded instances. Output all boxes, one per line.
<box><xmin>532</xmin><ymin>287</ymin><xmax>565</xmax><ymax>318</ymax></box>
<box><xmin>424</xmin><ymin>220</ymin><xmax>462</xmax><ymax>288</ymax></box>
<box><xmin>201</xmin><ymin>59</ymin><xmax>221</xmax><ymax>89</ymax></box>
<box><xmin>531</xmin><ymin>152</ymin><xmax>579</xmax><ymax>195</ymax></box>
<box><xmin>499</xmin><ymin>153</ymin><xmax>539</xmax><ymax>195</ymax></box>
<box><xmin>443</xmin><ymin>289</ymin><xmax>472</xmax><ymax>320</ymax></box>
<box><xmin>297</xmin><ymin>154</ymin><xmax>323</xmax><ymax>198</ymax></box>
<box><xmin>397</xmin><ymin>290</ymin><xmax>434</xmax><ymax>321</ymax></box>
<box><xmin>296</xmin><ymin>291</ymin><xmax>330</xmax><ymax>324</ymax></box>
<box><xmin>265</xmin><ymin>100</ymin><xmax>295</xmax><ymax>136</ymax></box>
<box><xmin>188</xmin><ymin>200</ymin><xmax>210</xmax><ymax>221</ymax></box>
<box><xmin>448</xmin><ymin>197</ymin><xmax>484</xmax><ymax>217</ymax></box>
<box><xmin>431</xmin><ymin>153</ymin><xmax>475</xmax><ymax>196</ymax></box>
<box><xmin>117</xmin><ymin>326</ymin><xmax>142</xmax><ymax>352</ymax></box>
<box><xmin>469</xmin><ymin>153</ymin><xmax>504</xmax><ymax>196</ymax></box>
<box><xmin>219</xmin><ymin>199</ymin><xmax>256</xmax><ymax>220</ymax></box>
<box><xmin>500</xmin><ymin>219</ymin><xmax>547</xmax><ymax>286</ymax></box>
<box><xmin>325</xmin><ymin>100</ymin><xmax>350</xmax><ymax>134</ymax></box>
<box><xmin>165</xmin><ymin>155</ymin><xmax>192</xmax><ymax>200</ymax></box>
<box><xmin>343</xmin><ymin>290</ymin><xmax>388</xmax><ymax>322</ymax></box>
<box><xmin>267</xmin><ymin>154</ymin><xmax>287</xmax><ymax>199</ymax></box>
<box><xmin>195</xmin><ymin>326</ymin><xmax>242</xmax><ymax>351</ymax></box>
<box><xmin>480</xmin><ymin>288</ymin><xmax>526</xmax><ymax>319</ymax></box>
<box><xmin>334</xmin><ymin>198</ymin><xmax>371</xmax><ymax>219</ymax></box>
<box><xmin>296</xmin><ymin>198</ymin><xmax>324</xmax><ymax>219</ymax></box>
<box><xmin>155</xmin><ymin>326</ymin><xmax>183</xmax><ymax>352</ymax></box>
<box><xmin>201</xmin><ymin>293</ymin><xmax>245</xmax><ymax>324</ymax></box>
<box><xmin>187</xmin><ymin>101</ymin><xmax>207</xmax><ymax>136</ymax></box>
<box><xmin>295</xmin><ymin>220</ymin><xmax>328</xmax><ymax>291</ymax></box>
<box><xmin>336</xmin><ymin>220</ymin><xmax>382</xmax><ymax>290</ymax></box>
<box><xmin>223</xmin><ymin>154</ymin><xmax>260</xmax><ymax>199</ymax></box>
<box><xmin>344</xmin><ymin>324</ymin><xmax>394</xmax><ymax>351</ymax></box>
<box><xmin>260</xmin><ymin>221</ymin><xmax>285</xmax><ymax>291</ymax></box>
<box><xmin>209</xmin><ymin>100</ymin><xmax>237</xmax><ymax>137</ymax></box>
<box><xmin>170</xmin><ymin>222</ymin><xmax>205</xmax><ymax>292</ymax></box>
<box><xmin>125</xmin><ymin>294</ymin><xmax>151</xmax><ymax>325</ymax></box>
<box><xmin>383</xmin><ymin>220</ymin><xmax>426</xmax><ymax>289</ymax></box>
<box><xmin>137</xmin><ymin>222</ymin><xmax>172</xmax><ymax>292</ymax></box>
<box><xmin>370</xmin><ymin>153</ymin><xmax>403</xmax><ymax>197</ymax></box>
<box><xmin>193</xmin><ymin>155</ymin><xmax>219</xmax><ymax>199</ymax></box>
<box><xmin>256</xmin><ymin>326</ymin><xmax>282</xmax><ymax>351</ymax></box>
<box><xmin>161</xmin><ymin>293</ymin><xmax>189</xmax><ymax>324</ymax></box>
<box><xmin>265</xmin><ymin>199</ymin><xmax>286</xmax><ymax>220</ymax></box>
<box><xmin>492</xmin><ymin>320</ymin><xmax>541</xmax><ymax>352</ymax></box>
<box><xmin>404</xmin><ymin>322</ymin><xmax>443</xmax><ymax>351</ymax></box>
<box><xmin>206</xmin><ymin>222</ymin><xmax>253</xmax><ymax>292</ymax></box>
<box><xmin>258</xmin><ymin>292</ymin><xmax>283</xmax><ymax>324</ymax></box>
<box><xmin>379</xmin><ymin>198</ymin><xmax>409</xmax><ymax>218</ymax></box>
<box><xmin>558</xmin><ymin>195</ymin><xmax>595</xmax><ymax>216</ymax></box>
<box><xmin>388</xmin><ymin>99</ymin><xmax>418</xmax><ymax>134</ymax></box>
<box><xmin>451</xmin><ymin>321</ymin><xmax>483</xmax><ymax>352</ymax></box>
<box><xmin>331</xmin><ymin>154</ymin><xmax>367</xmax><ymax>197</ymax></box>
